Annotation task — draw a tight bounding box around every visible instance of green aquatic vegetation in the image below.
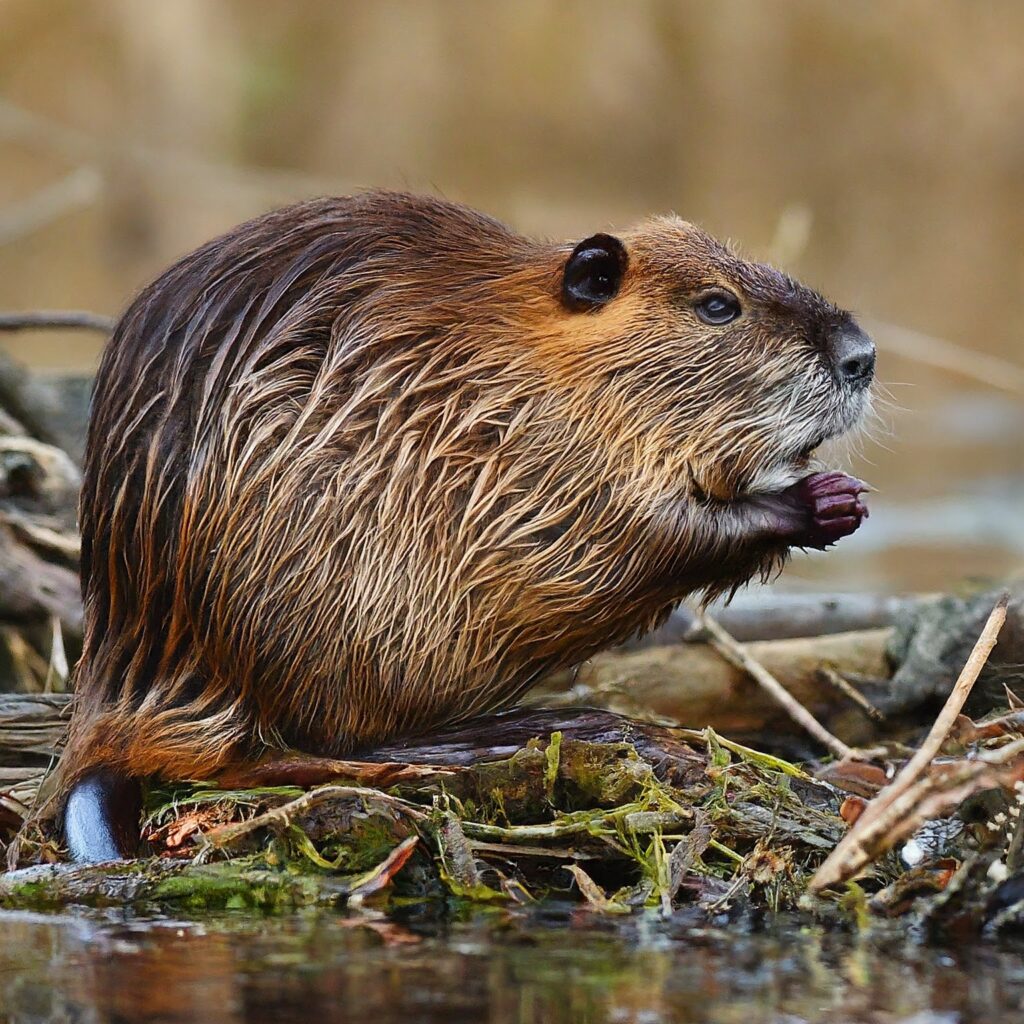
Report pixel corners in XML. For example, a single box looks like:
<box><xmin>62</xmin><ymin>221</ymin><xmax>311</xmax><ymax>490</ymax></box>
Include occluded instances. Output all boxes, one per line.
<box><xmin>0</xmin><ymin>730</ymin><xmax>850</xmax><ymax>914</ymax></box>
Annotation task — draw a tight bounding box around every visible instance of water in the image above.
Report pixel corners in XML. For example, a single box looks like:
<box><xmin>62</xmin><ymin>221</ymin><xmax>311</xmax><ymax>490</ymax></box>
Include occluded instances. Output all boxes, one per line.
<box><xmin>3</xmin><ymin>906</ymin><xmax>1024</xmax><ymax>1024</ymax></box>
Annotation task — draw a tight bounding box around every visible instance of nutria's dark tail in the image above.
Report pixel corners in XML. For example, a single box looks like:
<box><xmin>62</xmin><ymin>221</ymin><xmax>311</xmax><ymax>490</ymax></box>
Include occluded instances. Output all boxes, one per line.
<box><xmin>63</xmin><ymin>769</ymin><xmax>142</xmax><ymax>862</ymax></box>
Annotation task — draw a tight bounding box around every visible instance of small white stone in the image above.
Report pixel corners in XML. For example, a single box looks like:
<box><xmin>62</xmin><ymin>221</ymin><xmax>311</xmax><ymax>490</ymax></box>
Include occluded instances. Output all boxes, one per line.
<box><xmin>901</xmin><ymin>839</ymin><xmax>925</xmax><ymax>867</ymax></box>
<box><xmin>988</xmin><ymin>859</ymin><xmax>1010</xmax><ymax>883</ymax></box>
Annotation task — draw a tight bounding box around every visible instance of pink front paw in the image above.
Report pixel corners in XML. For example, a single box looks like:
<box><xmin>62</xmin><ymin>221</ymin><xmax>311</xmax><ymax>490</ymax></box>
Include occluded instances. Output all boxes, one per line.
<box><xmin>786</xmin><ymin>471</ymin><xmax>870</xmax><ymax>550</ymax></box>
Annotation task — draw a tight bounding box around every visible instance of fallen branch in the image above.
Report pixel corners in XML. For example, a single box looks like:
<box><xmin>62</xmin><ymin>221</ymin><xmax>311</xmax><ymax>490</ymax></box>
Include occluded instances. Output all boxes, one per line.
<box><xmin>0</xmin><ymin>310</ymin><xmax>114</xmax><ymax>334</ymax></box>
<box><xmin>629</xmin><ymin>591</ymin><xmax>926</xmax><ymax>647</ymax></box>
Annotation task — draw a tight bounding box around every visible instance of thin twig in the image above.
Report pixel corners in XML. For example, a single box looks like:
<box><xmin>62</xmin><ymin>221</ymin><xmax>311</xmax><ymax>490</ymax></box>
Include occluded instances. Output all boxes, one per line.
<box><xmin>201</xmin><ymin>785</ymin><xmax>426</xmax><ymax>850</ymax></box>
<box><xmin>699</xmin><ymin>610</ymin><xmax>853</xmax><ymax>759</ymax></box>
<box><xmin>0</xmin><ymin>311</ymin><xmax>114</xmax><ymax>333</ymax></box>
<box><xmin>818</xmin><ymin>666</ymin><xmax>886</xmax><ymax>723</ymax></box>
<box><xmin>867</xmin><ymin>318</ymin><xmax>1024</xmax><ymax>396</ymax></box>
<box><xmin>0</xmin><ymin>167</ymin><xmax>101</xmax><ymax>248</ymax></box>
<box><xmin>809</xmin><ymin>593</ymin><xmax>1009</xmax><ymax>892</ymax></box>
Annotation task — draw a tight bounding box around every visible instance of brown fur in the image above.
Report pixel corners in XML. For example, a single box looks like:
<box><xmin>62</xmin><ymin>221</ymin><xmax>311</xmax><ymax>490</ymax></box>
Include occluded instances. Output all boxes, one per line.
<box><xmin>60</xmin><ymin>191</ymin><xmax>867</xmax><ymax>787</ymax></box>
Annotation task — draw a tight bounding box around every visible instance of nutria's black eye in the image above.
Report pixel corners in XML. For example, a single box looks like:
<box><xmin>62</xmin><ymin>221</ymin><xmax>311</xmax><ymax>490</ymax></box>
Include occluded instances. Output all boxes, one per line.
<box><xmin>561</xmin><ymin>233</ymin><xmax>628</xmax><ymax>312</ymax></box>
<box><xmin>694</xmin><ymin>291</ymin><xmax>741</xmax><ymax>326</ymax></box>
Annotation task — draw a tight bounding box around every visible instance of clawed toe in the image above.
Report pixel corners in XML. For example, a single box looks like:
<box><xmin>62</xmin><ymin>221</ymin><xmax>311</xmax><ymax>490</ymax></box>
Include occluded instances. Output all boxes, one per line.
<box><xmin>782</xmin><ymin>471</ymin><xmax>872</xmax><ymax>550</ymax></box>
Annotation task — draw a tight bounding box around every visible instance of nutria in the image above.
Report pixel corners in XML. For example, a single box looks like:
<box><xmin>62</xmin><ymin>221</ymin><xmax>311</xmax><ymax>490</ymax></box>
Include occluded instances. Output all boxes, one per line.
<box><xmin>58</xmin><ymin>191</ymin><xmax>874</xmax><ymax>861</ymax></box>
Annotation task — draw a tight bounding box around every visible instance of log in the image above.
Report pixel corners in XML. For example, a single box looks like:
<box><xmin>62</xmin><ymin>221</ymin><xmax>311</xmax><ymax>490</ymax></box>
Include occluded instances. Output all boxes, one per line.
<box><xmin>627</xmin><ymin>592</ymin><xmax>927</xmax><ymax>647</ymax></box>
<box><xmin>0</xmin><ymin>860</ymin><xmax>338</xmax><ymax>910</ymax></box>
<box><xmin>0</xmin><ymin>692</ymin><xmax>70</xmax><ymax>758</ymax></box>
<box><xmin>529</xmin><ymin>629</ymin><xmax>892</xmax><ymax>741</ymax></box>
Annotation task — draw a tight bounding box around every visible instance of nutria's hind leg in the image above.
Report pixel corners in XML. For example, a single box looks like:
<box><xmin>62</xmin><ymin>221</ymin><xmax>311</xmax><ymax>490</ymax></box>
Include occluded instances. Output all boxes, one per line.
<box><xmin>370</xmin><ymin>707</ymin><xmax>703</xmax><ymax>772</ymax></box>
<box><xmin>214</xmin><ymin>753</ymin><xmax>386</xmax><ymax>789</ymax></box>
<box><xmin>63</xmin><ymin>769</ymin><xmax>142</xmax><ymax>862</ymax></box>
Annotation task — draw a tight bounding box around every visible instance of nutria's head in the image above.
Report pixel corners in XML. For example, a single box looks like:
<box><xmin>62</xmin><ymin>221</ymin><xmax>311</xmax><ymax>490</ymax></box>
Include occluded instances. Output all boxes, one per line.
<box><xmin>533</xmin><ymin>216</ymin><xmax>874</xmax><ymax>504</ymax></box>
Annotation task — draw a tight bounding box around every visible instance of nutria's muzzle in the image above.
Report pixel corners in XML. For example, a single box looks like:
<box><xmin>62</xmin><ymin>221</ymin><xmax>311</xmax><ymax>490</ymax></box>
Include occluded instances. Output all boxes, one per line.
<box><xmin>827</xmin><ymin>323</ymin><xmax>876</xmax><ymax>389</ymax></box>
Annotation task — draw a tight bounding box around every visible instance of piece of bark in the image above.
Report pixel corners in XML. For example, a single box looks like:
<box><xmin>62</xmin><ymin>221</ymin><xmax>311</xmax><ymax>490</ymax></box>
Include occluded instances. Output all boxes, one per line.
<box><xmin>530</xmin><ymin>629</ymin><xmax>892</xmax><ymax>740</ymax></box>
<box><xmin>0</xmin><ymin>692</ymin><xmax>70</xmax><ymax>758</ymax></box>
<box><xmin>0</xmin><ymin>524</ymin><xmax>82</xmax><ymax>636</ymax></box>
<box><xmin>884</xmin><ymin>585</ymin><xmax>1024</xmax><ymax>718</ymax></box>
<box><xmin>0</xmin><ymin>436</ymin><xmax>80</xmax><ymax>523</ymax></box>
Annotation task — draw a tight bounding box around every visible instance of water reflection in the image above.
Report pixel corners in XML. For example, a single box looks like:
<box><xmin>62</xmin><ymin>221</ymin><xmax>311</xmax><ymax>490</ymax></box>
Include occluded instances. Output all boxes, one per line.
<box><xmin>2</xmin><ymin>906</ymin><xmax>1023</xmax><ymax>1023</ymax></box>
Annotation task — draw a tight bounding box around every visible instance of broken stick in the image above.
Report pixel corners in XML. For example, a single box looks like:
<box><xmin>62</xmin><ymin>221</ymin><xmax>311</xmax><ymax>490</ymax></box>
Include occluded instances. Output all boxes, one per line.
<box><xmin>700</xmin><ymin>609</ymin><xmax>853</xmax><ymax>760</ymax></box>
<box><xmin>808</xmin><ymin>592</ymin><xmax>1009</xmax><ymax>892</ymax></box>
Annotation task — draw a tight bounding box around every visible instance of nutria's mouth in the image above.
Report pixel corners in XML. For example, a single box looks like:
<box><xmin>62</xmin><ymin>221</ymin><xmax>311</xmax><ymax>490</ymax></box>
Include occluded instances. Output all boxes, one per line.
<box><xmin>797</xmin><ymin>434</ymin><xmax>827</xmax><ymax>461</ymax></box>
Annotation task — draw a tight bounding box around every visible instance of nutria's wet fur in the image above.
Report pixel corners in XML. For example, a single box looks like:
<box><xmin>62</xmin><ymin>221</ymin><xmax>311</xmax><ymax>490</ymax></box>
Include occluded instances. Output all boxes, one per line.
<box><xmin>59</xmin><ymin>192</ymin><xmax>873</xmax><ymax>848</ymax></box>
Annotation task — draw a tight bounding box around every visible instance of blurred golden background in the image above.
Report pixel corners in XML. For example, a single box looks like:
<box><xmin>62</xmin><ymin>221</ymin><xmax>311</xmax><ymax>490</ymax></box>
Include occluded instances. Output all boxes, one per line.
<box><xmin>0</xmin><ymin>0</ymin><xmax>1021</xmax><ymax>592</ymax></box>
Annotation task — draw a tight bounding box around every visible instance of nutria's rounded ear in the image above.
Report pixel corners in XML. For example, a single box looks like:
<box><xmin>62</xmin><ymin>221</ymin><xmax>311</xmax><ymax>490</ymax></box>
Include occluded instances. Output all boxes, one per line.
<box><xmin>561</xmin><ymin>233</ymin><xmax>628</xmax><ymax>312</ymax></box>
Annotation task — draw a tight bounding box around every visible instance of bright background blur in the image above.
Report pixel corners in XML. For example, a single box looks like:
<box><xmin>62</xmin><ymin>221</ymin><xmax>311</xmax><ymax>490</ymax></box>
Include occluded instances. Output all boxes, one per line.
<box><xmin>0</xmin><ymin>0</ymin><xmax>1021</xmax><ymax>593</ymax></box>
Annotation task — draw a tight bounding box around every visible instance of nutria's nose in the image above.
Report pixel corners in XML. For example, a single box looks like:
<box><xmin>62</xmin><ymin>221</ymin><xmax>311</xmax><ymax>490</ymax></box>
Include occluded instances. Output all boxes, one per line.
<box><xmin>828</xmin><ymin>324</ymin><xmax>876</xmax><ymax>387</ymax></box>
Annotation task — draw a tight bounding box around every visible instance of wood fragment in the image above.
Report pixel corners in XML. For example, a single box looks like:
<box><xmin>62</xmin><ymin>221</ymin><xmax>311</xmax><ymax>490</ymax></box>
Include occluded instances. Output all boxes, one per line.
<box><xmin>532</xmin><ymin>629</ymin><xmax>892</xmax><ymax>738</ymax></box>
<box><xmin>566</xmin><ymin>864</ymin><xmax>630</xmax><ymax>913</ymax></box>
<box><xmin>345</xmin><ymin>836</ymin><xmax>419</xmax><ymax>898</ymax></box>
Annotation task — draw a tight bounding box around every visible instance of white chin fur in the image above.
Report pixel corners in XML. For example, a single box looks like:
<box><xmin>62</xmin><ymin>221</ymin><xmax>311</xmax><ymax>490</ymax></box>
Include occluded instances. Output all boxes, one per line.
<box><xmin>745</xmin><ymin>461</ymin><xmax>808</xmax><ymax>495</ymax></box>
